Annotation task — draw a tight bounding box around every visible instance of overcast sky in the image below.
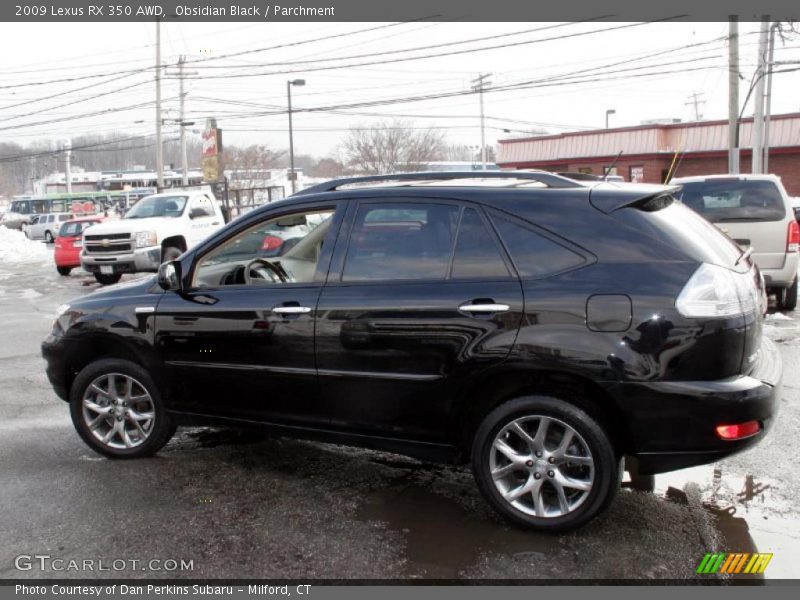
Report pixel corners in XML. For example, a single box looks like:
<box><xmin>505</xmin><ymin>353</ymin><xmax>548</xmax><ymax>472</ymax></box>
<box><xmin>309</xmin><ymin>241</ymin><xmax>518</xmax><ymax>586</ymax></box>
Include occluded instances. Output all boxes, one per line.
<box><xmin>1</xmin><ymin>20</ymin><xmax>799</xmax><ymax>163</ymax></box>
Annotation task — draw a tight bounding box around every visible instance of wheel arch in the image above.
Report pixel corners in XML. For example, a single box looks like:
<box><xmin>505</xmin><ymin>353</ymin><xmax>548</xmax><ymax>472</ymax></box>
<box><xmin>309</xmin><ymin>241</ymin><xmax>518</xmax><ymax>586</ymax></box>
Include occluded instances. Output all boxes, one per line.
<box><xmin>62</xmin><ymin>333</ymin><xmax>164</xmax><ymax>403</ymax></box>
<box><xmin>161</xmin><ymin>235</ymin><xmax>187</xmax><ymax>253</ymax></box>
<box><xmin>455</xmin><ymin>366</ymin><xmax>635</xmax><ymax>461</ymax></box>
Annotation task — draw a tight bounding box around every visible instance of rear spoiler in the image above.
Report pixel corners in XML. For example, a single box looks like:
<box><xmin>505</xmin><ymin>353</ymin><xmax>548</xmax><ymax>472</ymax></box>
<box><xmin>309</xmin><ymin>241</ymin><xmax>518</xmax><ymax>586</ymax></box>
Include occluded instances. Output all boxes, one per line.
<box><xmin>589</xmin><ymin>184</ymin><xmax>681</xmax><ymax>214</ymax></box>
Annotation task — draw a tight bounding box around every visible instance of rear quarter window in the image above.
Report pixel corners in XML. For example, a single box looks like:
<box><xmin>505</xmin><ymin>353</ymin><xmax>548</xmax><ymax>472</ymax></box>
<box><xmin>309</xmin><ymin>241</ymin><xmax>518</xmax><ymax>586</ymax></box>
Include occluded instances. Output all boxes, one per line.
<box><xmin>489</xmin><ymin>212</ymin><xmax>586</xmax><ymax>278</ymax></box>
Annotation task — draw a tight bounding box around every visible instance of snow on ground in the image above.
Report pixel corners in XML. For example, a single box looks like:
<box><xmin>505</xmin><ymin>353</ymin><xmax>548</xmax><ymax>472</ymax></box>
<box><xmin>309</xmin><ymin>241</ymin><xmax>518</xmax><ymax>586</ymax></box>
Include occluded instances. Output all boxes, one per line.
<box><xmin>0</xmin><ymin>226</ymin><xmax>50</xmax><ymax>265</ymax></box>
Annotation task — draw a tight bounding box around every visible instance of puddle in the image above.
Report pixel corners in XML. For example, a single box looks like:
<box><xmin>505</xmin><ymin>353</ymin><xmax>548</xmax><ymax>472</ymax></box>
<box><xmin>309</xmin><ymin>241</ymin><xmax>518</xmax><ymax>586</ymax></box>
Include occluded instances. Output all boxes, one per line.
<box><xmin>356</xmin><ymin>481</ymin><xmax>553</xmax><ymax>578</ymax></box>
<box><xmin>656</xmin><ymin>465</ymin><xmax>799</xmax><ymax>579</ymax></box>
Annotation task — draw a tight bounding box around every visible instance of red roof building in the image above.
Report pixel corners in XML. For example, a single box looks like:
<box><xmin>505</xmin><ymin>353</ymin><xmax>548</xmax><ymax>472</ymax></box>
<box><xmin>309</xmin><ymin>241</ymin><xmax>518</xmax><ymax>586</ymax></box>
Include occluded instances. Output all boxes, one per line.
<box><xmin>497</xmin><ymin>113</ymin><xmax>800</xmax><ymax>195</ymax></box>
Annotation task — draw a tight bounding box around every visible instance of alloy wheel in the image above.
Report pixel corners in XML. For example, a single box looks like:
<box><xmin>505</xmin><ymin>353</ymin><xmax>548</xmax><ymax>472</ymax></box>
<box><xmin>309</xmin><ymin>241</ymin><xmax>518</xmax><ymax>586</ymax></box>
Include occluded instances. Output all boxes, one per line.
<box><xmin>81</xmin><ymin>373</ymin><xmax>155</xmax><ymax>450</ymax></box>
<box><xmin>489</xmin><ymin>415</ymin><xmax>594</xmax><ymax>518</ymax></box>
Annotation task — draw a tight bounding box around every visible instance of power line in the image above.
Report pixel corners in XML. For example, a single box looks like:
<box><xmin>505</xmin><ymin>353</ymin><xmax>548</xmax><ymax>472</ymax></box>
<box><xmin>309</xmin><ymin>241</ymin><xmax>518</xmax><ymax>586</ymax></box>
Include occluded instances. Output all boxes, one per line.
<box><xmin>177</xmin><ymin>18</ymin><xmax>685</xmax><ymax>81</ymax></box>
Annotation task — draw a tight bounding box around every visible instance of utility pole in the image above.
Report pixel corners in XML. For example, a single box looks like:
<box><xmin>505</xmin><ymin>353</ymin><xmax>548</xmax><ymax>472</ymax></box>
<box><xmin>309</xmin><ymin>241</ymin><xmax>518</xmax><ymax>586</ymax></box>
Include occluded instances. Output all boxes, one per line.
<box><xmin>752</xmin><ymin>15</ymin><xmax>770</xmax><ymax>174</ymax></box>
<box><xmin>685</xmin><ymin>92</ymin><xmax>706</xmax><ymax>121</ymax></box>
<box><xmin>166</xmin><ymin>56</ymin><xmax>198</xmax><ymax>186</ymax></box>
<box><xmin>155</xmin><ymin>20</ymin><xmax>164</xmax><ymax>189</ymax></box>
<box><xmin>63</xmin><ymin>139</ymin><xmax>72</xmax><ymax>194</ymax></box>
<box><xmin>763</xmin><ymin>21</ymin><xmax>777</xmax><ymax>173</ymax></box>
<box><xmin>728</xmin><ymin>16</ymin><xmax>740</xmax><ymax>174</ymax></box>
<box><xmin>472</xmin><ymin>74</ymin><xmax>491</xmax><ymax>170</ymax></box>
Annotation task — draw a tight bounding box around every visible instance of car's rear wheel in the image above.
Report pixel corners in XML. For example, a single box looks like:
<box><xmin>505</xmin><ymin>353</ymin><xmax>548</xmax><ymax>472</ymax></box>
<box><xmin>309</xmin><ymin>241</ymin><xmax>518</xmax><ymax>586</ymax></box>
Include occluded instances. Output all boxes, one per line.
<box><xmin>69</xmin><ymin>359</ymin><xmax>176</xmax><ymax>459</ymax></box>
<box><xmin>94</xmin><ymin>273</ymin><xmax>122</xmax><ymax>285</ymax></box>
<box><xmin>44</xmin><ymin>230</ymin><xmax>54</xmax><ymax>243</ymax></box>
<box><xmin>778</xmin><ymin>278</ymin><xmax>798</xmax><ymax>311</ymax></box>
<box><xmin>56</xmin><ymin>266</ymin><xmax>72</xmax><ymax>276</ymax></box>
<box><xmin>472</xmin><ymin>395</ymin><xmax>619</xmax><ymax>532</ymax></box>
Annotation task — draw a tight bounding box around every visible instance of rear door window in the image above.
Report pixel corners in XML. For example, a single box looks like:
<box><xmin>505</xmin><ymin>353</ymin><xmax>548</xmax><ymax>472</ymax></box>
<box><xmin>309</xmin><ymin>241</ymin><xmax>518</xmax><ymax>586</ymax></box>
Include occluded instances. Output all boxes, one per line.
<box><xmin>342</xmin><ymin>203</ymin><xmax>458</xmax><ymax>281</ymax></box>
<box><xmin>450</xmin><ymin>208</ymin><xmax>511</xmax><ymax>279</ymax></box>
<box><xmin>676</xmin><ymin>179</ymin><xmax>786</xmax><ymax>222</ymax></box>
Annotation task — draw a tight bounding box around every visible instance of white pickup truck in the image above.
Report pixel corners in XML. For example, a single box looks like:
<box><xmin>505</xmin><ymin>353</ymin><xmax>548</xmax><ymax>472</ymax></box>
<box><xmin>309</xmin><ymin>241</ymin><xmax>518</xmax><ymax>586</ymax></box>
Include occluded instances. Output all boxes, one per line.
<box><xmin>80</xmin><ymin>190</ymin><xmax>225</xmax><ymax>285</ymax></box>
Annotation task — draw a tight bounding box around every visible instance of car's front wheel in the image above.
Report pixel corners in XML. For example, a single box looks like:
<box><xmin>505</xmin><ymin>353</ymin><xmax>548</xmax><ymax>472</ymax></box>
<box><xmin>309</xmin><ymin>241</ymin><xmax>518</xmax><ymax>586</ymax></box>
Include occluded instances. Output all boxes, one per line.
<box><xmin>69</xmin><ymin>359</ymin><xmax>176</xmax><ymax>459</ymax></box>
<box><xmin>471</xmin><ymin>395</ymin><xmax>619</xmax><ymax>532</ymax></box>
<box><xmin>56</xmin><ymin>266</ymin><xmax>72</xmax><ymax>276</ymax></box>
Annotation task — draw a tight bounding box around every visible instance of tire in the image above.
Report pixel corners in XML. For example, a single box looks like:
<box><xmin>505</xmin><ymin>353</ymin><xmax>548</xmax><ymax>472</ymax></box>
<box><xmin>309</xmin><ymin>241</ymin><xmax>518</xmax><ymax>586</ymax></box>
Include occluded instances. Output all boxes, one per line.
<box><xmin>69</xmin><ymin>359</ymin><xmax>176</xmax><ymax>459</ymax></box>
<box><xmin>778</xmin><ymin>278</ymin><xmax>798</xmax><ymax>311</ymax></box>
<box><xmin>94</xmin><ymin>272</ymin><xmax>122</xmax><ymax>285</ymax></box>
<box><xmin>161</xmin><ymin>246</ymin><xmax>182</xmax><ymax>263</ymax></box>
<box><xmin>44</xmin><ymin>230</ymin><xmax>54</xmax><ymax>243</ymax></box>
<box><xmin>56</xmin><ymin>266</ymin><xmax>72</xmax><ymax>276</ymax></box>
<box><xmin>471</xmin><ymin>395</ymin><xmax>620</xmax><ymax>532</ymax></box>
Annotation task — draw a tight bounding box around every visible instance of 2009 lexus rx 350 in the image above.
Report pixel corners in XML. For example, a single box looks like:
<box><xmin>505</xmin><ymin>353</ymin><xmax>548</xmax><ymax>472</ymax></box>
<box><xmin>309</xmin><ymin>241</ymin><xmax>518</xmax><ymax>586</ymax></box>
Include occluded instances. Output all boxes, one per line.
<box><xmin>42</xmin><ymin>172</ymin><xmax>780</xmax><ymax>531</ymax></box>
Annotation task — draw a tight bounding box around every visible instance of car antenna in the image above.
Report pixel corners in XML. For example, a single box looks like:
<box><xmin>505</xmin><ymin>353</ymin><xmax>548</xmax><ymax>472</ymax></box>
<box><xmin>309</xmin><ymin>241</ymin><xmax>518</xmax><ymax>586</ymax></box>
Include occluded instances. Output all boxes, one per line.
<box><xmin>603</xmin><ymin>151</ymin><xmax>623</xmax><ymax>181</ymax></box>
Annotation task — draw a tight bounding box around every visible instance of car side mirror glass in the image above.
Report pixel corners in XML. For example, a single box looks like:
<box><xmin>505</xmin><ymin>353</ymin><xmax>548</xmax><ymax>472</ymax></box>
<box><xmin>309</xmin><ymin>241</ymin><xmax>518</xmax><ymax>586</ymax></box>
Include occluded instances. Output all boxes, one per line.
<box><xmin>158</xmin><ymin>260</ymin><xmax>182</xmax><ymax>291</ymax></box>
<box><xmin>189</xmin><ymin>207</ymin><xmax>206</xmax><ymax>219</ymax></box>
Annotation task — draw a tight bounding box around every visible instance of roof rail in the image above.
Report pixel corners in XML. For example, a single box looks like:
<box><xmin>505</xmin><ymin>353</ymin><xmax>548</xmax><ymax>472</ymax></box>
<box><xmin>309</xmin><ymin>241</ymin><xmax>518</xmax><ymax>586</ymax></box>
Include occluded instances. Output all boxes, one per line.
<box><xmin>293</xmin><ymin>170</ymin><xmax>582</xmax><ymax>196</ymax></box>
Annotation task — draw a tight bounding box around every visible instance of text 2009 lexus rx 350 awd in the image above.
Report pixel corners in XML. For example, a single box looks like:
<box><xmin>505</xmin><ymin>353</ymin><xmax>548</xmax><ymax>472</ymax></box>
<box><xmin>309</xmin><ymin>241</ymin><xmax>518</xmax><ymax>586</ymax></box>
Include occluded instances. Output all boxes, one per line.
<box><xmin>42</xmin><ymin>171</ymin><xmax>780</xmax><ymax>531</ymax></box>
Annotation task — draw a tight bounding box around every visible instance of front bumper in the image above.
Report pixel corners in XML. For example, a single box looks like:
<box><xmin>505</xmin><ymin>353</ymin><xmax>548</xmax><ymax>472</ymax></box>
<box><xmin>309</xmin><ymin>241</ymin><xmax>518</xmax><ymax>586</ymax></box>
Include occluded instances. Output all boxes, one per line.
<box><xmin>42</xmin><ymin>335</ymin><xmax>70</xmax><ymax>401</ymax></box>
<box><xmin>606</xmin><ymin>337</ymin><xmax>782</xmax><ymax>475</ymax></box>
<box><xmin>81</xmin><ymin>246</ymin><xmax>162</xmax><ymax>274</ymax></box>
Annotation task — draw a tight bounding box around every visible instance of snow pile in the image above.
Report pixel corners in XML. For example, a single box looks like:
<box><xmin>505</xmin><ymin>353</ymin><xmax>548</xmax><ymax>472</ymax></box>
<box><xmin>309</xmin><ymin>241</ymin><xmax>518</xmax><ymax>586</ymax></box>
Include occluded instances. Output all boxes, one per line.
<box><xmin>0</xmin><ymin>226</ymin><xmax>50</xmax><ymax>265</ymax></box>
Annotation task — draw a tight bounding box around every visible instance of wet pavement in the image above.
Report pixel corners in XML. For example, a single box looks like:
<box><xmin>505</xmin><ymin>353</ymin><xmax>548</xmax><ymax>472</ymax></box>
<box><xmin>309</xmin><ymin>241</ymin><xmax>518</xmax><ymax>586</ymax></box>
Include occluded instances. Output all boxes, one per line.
<box><xmin>0</xmin><ymin>242</ymin><xmax>798</xmax><ymax>580</ymax></box>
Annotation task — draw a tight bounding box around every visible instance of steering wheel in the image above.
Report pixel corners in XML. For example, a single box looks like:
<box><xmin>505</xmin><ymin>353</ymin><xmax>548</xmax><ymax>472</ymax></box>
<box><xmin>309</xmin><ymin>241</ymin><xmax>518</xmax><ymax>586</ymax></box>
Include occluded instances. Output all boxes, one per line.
<box><xmin>243</xmin><ymin>258</ymin><xmax>289</xmax><ymax>284</ymax></box>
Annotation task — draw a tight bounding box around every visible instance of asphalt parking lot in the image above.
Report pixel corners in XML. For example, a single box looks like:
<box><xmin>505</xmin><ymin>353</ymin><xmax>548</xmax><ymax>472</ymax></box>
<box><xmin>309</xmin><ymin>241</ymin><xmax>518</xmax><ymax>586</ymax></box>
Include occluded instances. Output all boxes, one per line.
<box><xmin>1</xmin><ymin>242</ymin><xmax>798</xmax><ymax>581</ymax></box>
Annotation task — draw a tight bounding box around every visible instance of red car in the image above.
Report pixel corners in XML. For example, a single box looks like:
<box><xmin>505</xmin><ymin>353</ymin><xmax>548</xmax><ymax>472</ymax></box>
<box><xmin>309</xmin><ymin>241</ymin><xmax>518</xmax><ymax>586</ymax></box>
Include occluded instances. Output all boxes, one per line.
<box><xmin>54</xmin><ymin>216</ymin><xmax>106</xmax><ymax>276</ymax></box>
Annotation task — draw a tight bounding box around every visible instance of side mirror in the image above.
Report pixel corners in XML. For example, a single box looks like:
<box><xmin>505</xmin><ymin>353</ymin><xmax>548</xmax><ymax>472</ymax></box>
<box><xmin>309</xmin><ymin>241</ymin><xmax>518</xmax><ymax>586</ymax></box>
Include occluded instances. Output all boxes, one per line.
<box><xmin>189</xmin><ymin>208</ymin><xmax>206</xmax><ymax>219</ymax></box>
<box><xmin>158</xmin><ymin>260</ymin><xmax>182</xmax><ymax>291</ymax></box>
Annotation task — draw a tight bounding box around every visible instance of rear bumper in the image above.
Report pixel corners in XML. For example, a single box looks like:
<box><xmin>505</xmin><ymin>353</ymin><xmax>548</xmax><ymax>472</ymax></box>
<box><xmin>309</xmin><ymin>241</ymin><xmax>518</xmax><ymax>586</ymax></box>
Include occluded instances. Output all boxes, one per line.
<box><xmin>762</xmin><ymin>252</ymin><xmax>799</xmax><ymax>288</ymax></box>
<box><xmin>607</xmin><ymin>337</ymin><xmax>781</xmax><ymax>475</ymax></box>
<box><xmin>81</xmin><ymin>246</ymin><xmax>162</xmax><ymax>274</ymax></box>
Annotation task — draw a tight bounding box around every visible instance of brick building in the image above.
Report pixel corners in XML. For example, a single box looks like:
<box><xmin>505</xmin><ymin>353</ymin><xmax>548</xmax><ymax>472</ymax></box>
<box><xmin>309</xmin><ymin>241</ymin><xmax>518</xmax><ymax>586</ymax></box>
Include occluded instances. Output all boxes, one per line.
<box><xmin>497</xmin><ymin>113</ymin><xmax>800</xmax><ymax>196</ymax></box>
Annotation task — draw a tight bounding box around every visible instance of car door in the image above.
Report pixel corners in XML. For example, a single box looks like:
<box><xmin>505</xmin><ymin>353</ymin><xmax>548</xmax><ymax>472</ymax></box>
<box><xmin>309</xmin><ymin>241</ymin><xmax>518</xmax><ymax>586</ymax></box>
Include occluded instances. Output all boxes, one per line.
<box><xmin>186</xmin><ymin>194</ymin><xmax>222</xmax><ymax>247</ymax></box>
<box><xmin>315</xmin><ymin>198</ymin><xmax>524</xmax><ymax>444</ymax></box>
<box><xmin>154</xmin><ymin>202</ymin><xmax>344</xmax><ymax>426</ymax></box>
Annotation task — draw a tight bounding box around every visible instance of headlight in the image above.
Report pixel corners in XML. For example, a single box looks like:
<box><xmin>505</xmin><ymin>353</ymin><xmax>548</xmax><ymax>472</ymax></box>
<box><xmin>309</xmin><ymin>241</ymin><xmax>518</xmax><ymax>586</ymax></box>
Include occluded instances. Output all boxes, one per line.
<box><xmin>676</xmin><ymin>263</ymin><xmax>757</xmax><ymax>318</ymax></box>
<box><xmin>135</xmin><ymin>231</ymin><xmax>158</xmax><ymax>248</ymax></box>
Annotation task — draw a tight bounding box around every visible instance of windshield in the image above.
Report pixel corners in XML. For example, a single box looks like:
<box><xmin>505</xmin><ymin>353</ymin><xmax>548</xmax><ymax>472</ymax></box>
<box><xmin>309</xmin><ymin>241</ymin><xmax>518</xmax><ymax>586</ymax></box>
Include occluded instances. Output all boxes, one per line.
<box><xmin>125</xmin><ymin>195</ymin><xmax>188</xmax><ymax>219</ymax></box>
<box><xmin>675</xmin><ymin>179</ymin><xmax>786</xmax><ymax>222</ymax></box>
<box><xmin>59</xmin><ymin>220</ymin><xmax>99</xmax><ymax>237</ymax></box>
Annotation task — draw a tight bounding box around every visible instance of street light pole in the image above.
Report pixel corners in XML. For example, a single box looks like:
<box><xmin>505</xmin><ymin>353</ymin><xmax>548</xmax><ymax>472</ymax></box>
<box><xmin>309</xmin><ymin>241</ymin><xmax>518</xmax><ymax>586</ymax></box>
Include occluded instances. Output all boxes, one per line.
<box><xmin>155</xmin><ymin>20</ymin><xmax>164</xmax><ymax>189</ymax></box>
<box><xmin>605</xmin><ymin>109</ymin><xmax>616</xmax><ymax>129</ymax></box>
<box><xmin>287</xmin><ymin>79</ymin><xmax>305</xmax><ymax>194</ymax></box>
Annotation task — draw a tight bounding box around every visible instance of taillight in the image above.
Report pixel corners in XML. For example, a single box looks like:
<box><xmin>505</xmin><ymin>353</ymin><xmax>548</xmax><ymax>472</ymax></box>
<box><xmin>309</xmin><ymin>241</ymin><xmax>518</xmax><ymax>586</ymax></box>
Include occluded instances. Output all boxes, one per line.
<box><xmin>787</xmin><ymin>220</ymin><xmax>799</xmax><ymax>252</ymax></box>
<box><xmin>261</xmin><ymin>235</ymin><xmax>283</xmax><ymax>251</ymax></box>
<box><xmin>676</xmin><ymin>263</ymin><xmax>757</xmax><ymax>318</ymax></box>
<box><xmin>716</xmin><ymin>421</ymin><xmax>761</xmax><ymax>440</ymax></box>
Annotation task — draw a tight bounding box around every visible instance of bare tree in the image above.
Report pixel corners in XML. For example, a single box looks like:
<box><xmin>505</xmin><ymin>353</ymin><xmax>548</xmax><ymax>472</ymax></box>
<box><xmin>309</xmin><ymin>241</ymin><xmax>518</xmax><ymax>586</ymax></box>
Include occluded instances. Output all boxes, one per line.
<box><xmin>226</xmin><ymin>144</ymin><xmax>286</xmax><ymax>190</ymax></box>
<box><xmin>342</xmin><ymin>121</ymin><xmax>446</xmax><ymax>174</ymax></box>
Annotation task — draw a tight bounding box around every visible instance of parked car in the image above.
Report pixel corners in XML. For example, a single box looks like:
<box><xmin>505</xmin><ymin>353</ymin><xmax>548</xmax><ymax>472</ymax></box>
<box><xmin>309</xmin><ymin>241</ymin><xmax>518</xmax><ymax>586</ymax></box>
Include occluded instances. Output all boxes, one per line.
<box><xmin>42</xmin><ymin>171</ymin><xmax>779</xmax><ymax>532</ymax></box>
<box><xmin>79</xmin><ymin>189</ymin><xmax>225</xmax><ymax>285</ymax></box>
<box><xmin>25</xmin><ymin>212</ymin><xmax>73</xmax><ymax>242</ymax></box>
<box><xmin>672</xmin><ymin>174</ymin><xmax>799</xmax><ymax>310</ymax></box>
<box><xmin>53</xmin><ymin>216</ymin><xmax>106</xmax><ymax>276</ymax></box>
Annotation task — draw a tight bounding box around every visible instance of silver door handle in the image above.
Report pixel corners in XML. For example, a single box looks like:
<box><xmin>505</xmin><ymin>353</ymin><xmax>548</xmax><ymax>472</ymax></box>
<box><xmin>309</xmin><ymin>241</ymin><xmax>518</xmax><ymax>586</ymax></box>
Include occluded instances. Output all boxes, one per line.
<box><xmin>458</xmin><ymin>303</ymin><xmax>510</xmax><ymax>313</ymax></box>
<box><xmin>272</xmin><ymin>306</ymin><xmax>312</xmax><ymax>314</ymax></box>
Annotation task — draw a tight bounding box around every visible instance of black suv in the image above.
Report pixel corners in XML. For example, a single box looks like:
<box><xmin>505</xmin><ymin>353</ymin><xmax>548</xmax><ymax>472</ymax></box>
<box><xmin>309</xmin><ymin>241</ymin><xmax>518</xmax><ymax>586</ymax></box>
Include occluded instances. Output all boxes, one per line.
<box><xmin>42</xmin><ymin>172</ymin><xmax>780</xmax><ymax>531</ymax></box>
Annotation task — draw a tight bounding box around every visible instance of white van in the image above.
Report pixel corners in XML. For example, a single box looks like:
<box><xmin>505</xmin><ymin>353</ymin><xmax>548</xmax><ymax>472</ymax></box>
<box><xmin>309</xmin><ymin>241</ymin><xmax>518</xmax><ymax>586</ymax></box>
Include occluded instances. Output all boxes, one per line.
<box><xmin>673</xmin><ymin>174</ymin><xmax>799</xmax><ymax>310</ymax></box>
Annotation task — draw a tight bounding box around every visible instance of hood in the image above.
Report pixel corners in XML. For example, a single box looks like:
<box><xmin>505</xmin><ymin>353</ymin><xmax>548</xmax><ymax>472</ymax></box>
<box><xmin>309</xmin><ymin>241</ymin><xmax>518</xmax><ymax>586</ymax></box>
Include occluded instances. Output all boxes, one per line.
<box><xmin>83</xmin><ymin>217</ymin><xmax>168</xmax><ymax>236</ymax></box>
<box><xmin>75</xmin><ymin>275</ymin><xmax>161</xmax><ymax>307</ymax></box>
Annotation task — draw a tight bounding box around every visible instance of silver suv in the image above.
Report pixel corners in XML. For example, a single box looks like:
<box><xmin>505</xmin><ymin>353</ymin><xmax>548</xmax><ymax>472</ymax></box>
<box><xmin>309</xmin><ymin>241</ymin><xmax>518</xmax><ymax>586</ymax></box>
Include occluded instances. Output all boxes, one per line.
<box><xmin>673</xmin><ymin>174</ymin><xmax>799</xmax><ymax>310</ymax></box>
